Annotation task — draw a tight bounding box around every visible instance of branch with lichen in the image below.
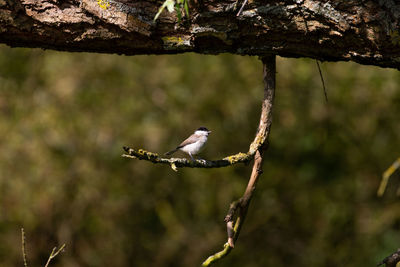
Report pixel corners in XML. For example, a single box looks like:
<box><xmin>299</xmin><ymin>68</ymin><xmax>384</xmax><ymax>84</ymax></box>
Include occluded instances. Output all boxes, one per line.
<box><xmin>203</xmin><ymin>150</ymin><xmax>265</xmax><ymax>266</ymax></box>
<box><xmin>122</xmin><ymin>56</ymin><xmax>272</xmax><ymax>171</ymax></box>
<box><xmin>122</xmin><ymin>95</ymin><xmax>271</xmax><ymax>171</ymax></box>
<box><xmin>122</xmin><ymin>147</ymin><xmax>251</xmax><ymax>171</ymax></box>
<box><xmin>202</xmin><ymin>55</ymin><xmax>275</xmax><ymax>266</ymax></box>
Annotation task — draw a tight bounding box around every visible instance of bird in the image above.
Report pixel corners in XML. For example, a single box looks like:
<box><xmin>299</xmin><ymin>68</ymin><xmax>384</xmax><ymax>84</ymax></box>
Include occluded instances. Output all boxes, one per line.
<box><xmin>165</xmin><ymin>127</ymin><xmax>211</xmax><ymax>161</ymax></box>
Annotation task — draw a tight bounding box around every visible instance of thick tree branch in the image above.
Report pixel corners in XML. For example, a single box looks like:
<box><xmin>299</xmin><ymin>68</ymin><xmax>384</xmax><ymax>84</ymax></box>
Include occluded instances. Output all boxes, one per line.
<box><xmin>1</xmin><ymin>0</ymin><xmax>400</xmax><ymax>69</ymax></box>
<box><xmin>202</xmin><ymin>55</ymin><xmax>275</xmax><ymax>266</ymax></box>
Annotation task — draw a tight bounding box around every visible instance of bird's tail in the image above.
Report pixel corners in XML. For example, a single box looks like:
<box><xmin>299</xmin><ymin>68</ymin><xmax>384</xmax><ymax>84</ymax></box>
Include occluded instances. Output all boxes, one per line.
<box><xmin>165</xmin><ymin>148</ymin><xmax>178</xmax><ymax>156</ymax></box>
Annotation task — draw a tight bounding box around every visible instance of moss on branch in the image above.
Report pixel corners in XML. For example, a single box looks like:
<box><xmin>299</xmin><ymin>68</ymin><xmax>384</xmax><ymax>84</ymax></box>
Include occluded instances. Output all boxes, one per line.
<box><xmin>122</xmin><ymin>146</ymin><xmax>252</xmax><ymax>171</ymax></box>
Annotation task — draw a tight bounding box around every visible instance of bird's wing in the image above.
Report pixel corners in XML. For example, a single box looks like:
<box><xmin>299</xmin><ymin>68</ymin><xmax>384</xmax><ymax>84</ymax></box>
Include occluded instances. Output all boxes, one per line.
<box><xmin>165</xmin><ymin>148</ymin><xmax>178</xmax><ymax>155</ymax></box>
<box><xmin>177</xmin><ymin>134</ymin><xmax>200</xmax><ymax>148</ymax></box>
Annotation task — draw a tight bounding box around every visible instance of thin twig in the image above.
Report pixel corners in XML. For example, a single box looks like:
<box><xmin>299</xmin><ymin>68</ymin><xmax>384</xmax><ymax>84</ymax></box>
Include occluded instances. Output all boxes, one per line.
<box><xmin>21</xmin><ymin>228</ymin><xmax>28</xmax><ymax>267</ymax></box>
<box><xmin>44</xmin><ymin>244</ymin><xmax>66</xmax><ymax>267</ymax></box>
<box><xmin>315</xmin><ymin>60</ymin><xmax>328</xmax><ymax>102</ymax></box>
<box><xmin>21</xmin><ymin>228</ymin><xmax>65</xmax><ymax>267</ymax></box>
<box><xmin>202</xmin><ymin>55</ymin><xmax>276</xmax><ymax>266</ymax></box>
<box><xmin>236</xmin><ymin>0</ymin><xmax>248</xmax><ymax>16</ymax></box>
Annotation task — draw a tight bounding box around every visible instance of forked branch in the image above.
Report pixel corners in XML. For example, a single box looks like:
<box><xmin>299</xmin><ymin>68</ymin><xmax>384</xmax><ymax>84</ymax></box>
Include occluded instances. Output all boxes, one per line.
<box><xmin>44</xmin><ymin>244</ymin><xmax>66</xmax><ymax>267</ymax></box>
<box><xmin>202</xmin><ymin>55</ymin><xmax>275</xmax><ymax>266</ymax></box>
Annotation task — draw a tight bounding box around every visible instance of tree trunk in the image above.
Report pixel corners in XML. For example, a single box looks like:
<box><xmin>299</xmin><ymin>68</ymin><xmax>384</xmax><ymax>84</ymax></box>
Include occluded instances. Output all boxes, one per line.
<box><xmin>1</xmin><ymin>0</ymin><xmax>400</xmax><ymax>69</ymax></box>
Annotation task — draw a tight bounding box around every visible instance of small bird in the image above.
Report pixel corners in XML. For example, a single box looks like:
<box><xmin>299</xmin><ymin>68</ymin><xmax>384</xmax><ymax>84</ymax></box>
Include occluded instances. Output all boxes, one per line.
<box><xmin>165</xmin><ymin>127</ymin><xmax>211</xmax><ymax>161</ymax></box>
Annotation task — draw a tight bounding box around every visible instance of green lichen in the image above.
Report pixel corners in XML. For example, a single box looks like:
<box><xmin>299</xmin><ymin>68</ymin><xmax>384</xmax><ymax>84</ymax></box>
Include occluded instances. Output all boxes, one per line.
<box><xmin>137</xmin><ymin>149</ymin><xmax>159</xmax><ymax>160</ymax></box>
<box><xmin>123</xmin><ymin>146</ymin><xmax>256</xmax><ymax>169</ymax></box>
<box><xmin>191</xmin><ymin>26</ymin><xmax>232</xmax><ymax>45</ymax></box>
<box><xmin>224</xmin><ymin>152</ymin><xmax>248</xmax><ymax>163</ymax></box>
<box><xmin>170</xmin><ymin>162</ymin><xmax>178</xmax><ymax>172</ymax></box>
<box><xmin>162</xmin><ymin>36</ymin><xmax>191</xmax><ymax>49</ymax></box>
<box><xmin>97</xmin><ymin>0</ymin><xmax>110</xmax><ymax>10</ymax></box>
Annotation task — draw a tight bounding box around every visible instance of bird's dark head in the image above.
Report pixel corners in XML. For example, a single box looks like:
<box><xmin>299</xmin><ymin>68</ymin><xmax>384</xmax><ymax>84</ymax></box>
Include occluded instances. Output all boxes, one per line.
<box><xmin>196</xmin><ymin>127</ymin><xmax>211</xmax><ymax>135</ymax></box>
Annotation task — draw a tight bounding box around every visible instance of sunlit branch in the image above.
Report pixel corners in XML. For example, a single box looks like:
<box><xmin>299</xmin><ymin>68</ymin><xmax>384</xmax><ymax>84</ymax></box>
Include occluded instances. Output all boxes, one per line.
<box><xmin>202</xmin><ymin>55</ymin><xmax>275</xmax><ymax>266</ymax></box>
<box><xmin>377</xmin><ymin>157</ymin><xmax>400</xmax><ymax>196</ymax></box>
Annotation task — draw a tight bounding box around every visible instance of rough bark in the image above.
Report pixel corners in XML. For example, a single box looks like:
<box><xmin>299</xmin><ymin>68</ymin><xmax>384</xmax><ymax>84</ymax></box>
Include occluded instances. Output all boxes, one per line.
<box><xmin>1</xmin><ymin>0</ymin><xmax>400</xmax><ymax>69</ymax></box>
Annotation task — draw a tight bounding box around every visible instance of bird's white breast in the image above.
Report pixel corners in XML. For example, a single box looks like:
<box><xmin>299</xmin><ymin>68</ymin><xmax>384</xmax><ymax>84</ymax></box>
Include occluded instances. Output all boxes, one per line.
<box><xmin>180</xmin><ymin>136</ymin><xmax>207</xmax><ymax>155</ymax></box>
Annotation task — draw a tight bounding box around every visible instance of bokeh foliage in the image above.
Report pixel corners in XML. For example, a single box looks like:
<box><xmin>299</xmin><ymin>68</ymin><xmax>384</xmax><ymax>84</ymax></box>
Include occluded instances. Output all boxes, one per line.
<box><xmin>0</xmin><ymin>46</ymin><xmax>399</xmax><ymax>266</ymax></box>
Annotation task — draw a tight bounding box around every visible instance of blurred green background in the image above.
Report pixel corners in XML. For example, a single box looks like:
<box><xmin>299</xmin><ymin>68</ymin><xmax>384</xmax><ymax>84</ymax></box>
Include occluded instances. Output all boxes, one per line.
<box><xmin>0</xmin><ymin>45</ymin><xmax>399</xmax><ymax>267</ymax></box>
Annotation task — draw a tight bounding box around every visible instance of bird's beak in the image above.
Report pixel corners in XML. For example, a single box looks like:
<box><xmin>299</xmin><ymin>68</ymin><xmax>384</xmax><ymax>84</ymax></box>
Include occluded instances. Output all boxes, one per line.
<box><xmin>208</xmin><ymin>131</ymin><xmax>212</xmax><ymax>134</ymax></box>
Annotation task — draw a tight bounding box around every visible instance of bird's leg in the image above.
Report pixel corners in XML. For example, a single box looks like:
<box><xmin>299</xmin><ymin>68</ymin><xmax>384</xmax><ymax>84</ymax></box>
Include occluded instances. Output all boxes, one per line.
<box><xmin>189</xmin><ymin>152</ymin><xmax>195</xmax><ymax>161</ymax></box>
